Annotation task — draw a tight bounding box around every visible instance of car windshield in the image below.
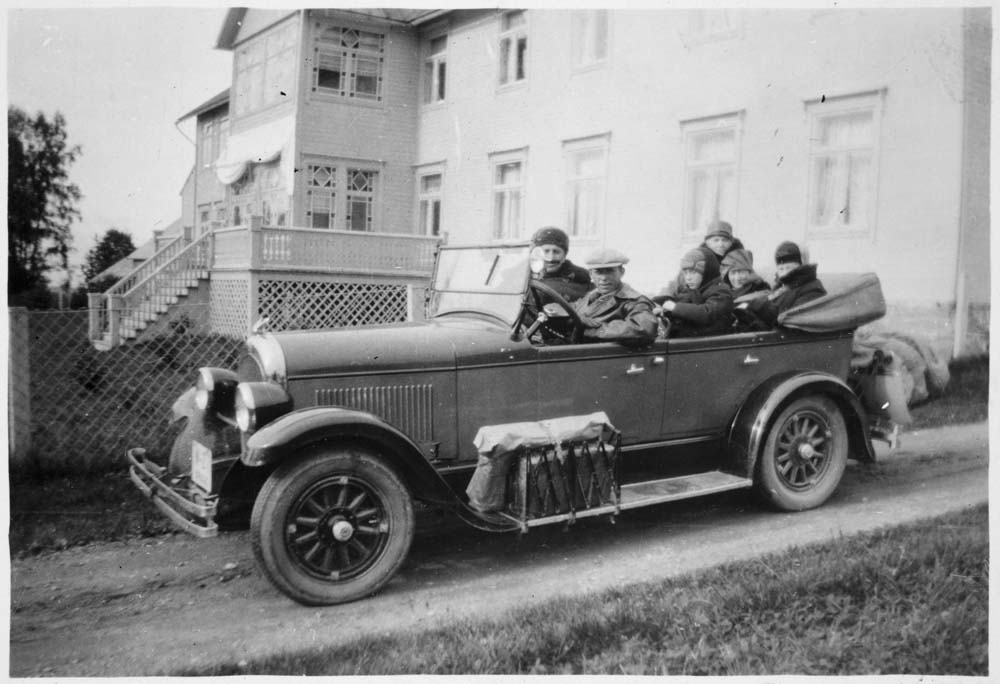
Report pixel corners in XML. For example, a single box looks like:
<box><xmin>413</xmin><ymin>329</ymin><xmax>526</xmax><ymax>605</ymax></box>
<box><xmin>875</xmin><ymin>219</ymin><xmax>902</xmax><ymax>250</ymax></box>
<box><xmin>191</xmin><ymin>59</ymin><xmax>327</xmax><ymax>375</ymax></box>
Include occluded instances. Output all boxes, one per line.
<box><xmin>429</xmin><ymin>244</ymin><xmax>531</xmax><ymax>324</ymax></box>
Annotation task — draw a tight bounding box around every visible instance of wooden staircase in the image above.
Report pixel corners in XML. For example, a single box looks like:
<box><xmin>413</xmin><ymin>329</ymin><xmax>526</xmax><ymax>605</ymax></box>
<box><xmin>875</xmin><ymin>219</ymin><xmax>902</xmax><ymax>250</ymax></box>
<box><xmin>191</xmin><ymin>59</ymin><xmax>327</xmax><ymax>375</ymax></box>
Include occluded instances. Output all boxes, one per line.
<box><xmin>89</xmin><ymin>231</ymin><xmax>213</xmax><ymax>350</ymax></box>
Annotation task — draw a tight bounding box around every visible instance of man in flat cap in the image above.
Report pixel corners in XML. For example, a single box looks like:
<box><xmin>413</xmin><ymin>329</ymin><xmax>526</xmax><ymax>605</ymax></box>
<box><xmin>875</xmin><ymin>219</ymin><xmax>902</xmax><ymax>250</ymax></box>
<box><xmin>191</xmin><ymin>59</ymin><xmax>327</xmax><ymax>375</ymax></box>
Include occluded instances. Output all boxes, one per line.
<box><xmin>573</xmin><ymin>248</ymin><xmax>658</xmax><ymax>345</ymax></box>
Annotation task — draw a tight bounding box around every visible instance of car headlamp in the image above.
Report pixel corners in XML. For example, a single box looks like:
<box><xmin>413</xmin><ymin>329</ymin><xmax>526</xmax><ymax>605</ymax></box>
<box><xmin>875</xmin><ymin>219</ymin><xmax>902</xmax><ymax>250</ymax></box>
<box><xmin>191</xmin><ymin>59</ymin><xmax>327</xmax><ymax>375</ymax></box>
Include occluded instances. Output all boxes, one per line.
<box><xmin>234</xmin><ymin>382</ymin><xmax>292</xmax><ymax>434</ymax></box>
<box><xmin>194</xmin><ymin>367</ymin><xmax>240</xmax><ymax>413</ymax></box>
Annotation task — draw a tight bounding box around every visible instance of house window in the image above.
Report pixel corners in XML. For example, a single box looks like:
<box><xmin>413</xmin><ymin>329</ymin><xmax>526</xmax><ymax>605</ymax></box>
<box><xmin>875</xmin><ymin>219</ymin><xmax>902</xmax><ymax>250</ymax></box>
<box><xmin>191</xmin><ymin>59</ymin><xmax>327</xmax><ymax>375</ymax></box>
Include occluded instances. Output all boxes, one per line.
<box><xmin>491</xmin><ymin>153</ymin><xmax>525</xmax><ymax>240</ymax></box>
<box><xmin>305</xmin><ymin>162</ymin><xmax>382</xmax><ymax>231</ymax></box>
<box><xmin>228</xmin><ymin>159</ymin><xmax>288</xmax><ymax>227</ymax></box>
<box><xmin>201</xmin><ymin>120</ymin><xmax>216</xmax><ymax>167</ymax></box>
<box><xmin>306</xmin><ymin>164</ymin><xmax>337</xmax><ymax>229</ymax></box>
<box><xmin>314</xmin><ymin>25</ymin><xmax>385</xmax><ymax>101</ymax></box>
<box><xmin>688</xmin><ymin>10</ymin><xmax>737</xmax><ymax>40</ymax></box>
<box><xmin>233</xmin><ymin>19</ymin><xmax>297</xmax><ymax>116</ymax></box>
<box><xmin>423</xmin><ymin>35</ymin><xmax>447</xmax><ymax>104</ymax></box>
<box><xmin>564</xmin><ymin>135</ymin><xmax>609</xmax><ymax>237</ymax></box>
<box><xmin>806</xmin><ymin>92</ymin><xmax>882</xmax><ymax>236</ymax></box>
<box><xmin>571</xmin><ymin>10</ymin><xmax>608</xmax><ymax>69</ymax></box>
<box><xmin>346</xmin><ymin>168</ymin><xmax>378</xmax><ymax>232</ymax></box>
<box><xmin>498</xmin><ymin>10</ymin><xmax>527</xmax><ymax>86</ymax></box>
<box><xmin>198</xmin><ymin>201</ymin><xmax>226</xmax><ymax>232</ymax></box>
<box><xmin>682</xmin><ymin>114</ymin><xmax>742</xmax><ymax>237</ymax></box>
<box><xmin>417</xmin><ymin>172</ymin><xmax>443</xmax><ymax>236</ymax></box>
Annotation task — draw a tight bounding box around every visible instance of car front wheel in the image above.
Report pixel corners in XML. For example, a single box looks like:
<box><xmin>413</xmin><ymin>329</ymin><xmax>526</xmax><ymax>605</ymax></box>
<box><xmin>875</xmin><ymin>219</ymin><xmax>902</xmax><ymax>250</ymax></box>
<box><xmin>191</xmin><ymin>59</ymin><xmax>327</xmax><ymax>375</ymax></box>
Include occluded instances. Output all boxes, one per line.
<box><xmin>755</xmin><ymin>395</ymin><xmax>848</xmax><ymax>511</ymax></box>
<box><xmin>250</xmin><ymin>447</ymin><xmax>415</xmax><ymax>606</ymax></box>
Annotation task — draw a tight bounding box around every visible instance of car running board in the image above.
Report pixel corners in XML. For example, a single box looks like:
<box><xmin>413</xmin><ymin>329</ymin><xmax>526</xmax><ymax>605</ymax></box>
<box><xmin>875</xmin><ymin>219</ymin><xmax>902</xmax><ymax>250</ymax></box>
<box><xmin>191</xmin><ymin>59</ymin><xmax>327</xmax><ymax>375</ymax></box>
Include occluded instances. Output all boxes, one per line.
<box><xmin>499</xmin><ymin>470</ymin><xmax>753</xmax><ymax>532</ymax></box>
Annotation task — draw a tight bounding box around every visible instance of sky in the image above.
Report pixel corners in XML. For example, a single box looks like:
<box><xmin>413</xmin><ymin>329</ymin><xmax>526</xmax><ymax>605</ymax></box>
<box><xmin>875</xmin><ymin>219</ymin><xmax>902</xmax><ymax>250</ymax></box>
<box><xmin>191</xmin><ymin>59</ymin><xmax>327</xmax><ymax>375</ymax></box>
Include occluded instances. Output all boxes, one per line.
<box><xmin>6</xmin><ymin>6</ymin><xmax>233</xmax><ymax>285</ymax></box>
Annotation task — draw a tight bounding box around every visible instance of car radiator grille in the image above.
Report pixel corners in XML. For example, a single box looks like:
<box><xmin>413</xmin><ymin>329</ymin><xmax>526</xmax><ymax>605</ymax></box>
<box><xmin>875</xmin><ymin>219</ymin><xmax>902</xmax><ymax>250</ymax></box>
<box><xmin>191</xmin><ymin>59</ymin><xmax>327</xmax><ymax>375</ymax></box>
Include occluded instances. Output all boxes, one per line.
<box><xmin>315</xmin><ymin>385</ymin><xmax>434</xmax><ymax>443</ymax></box>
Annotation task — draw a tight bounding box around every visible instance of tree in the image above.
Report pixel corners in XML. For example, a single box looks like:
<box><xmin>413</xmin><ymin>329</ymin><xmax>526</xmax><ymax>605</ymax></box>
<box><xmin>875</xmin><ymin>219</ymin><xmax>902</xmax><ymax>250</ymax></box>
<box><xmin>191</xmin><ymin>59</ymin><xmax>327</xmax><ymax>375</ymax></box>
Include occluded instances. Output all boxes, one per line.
<box><xmin>83</xmin><ymin>228</ymin><xmax>136</xmax><ymax>288</ymax></box>
<box><xmin>8</xmin><ymin>106</ymin><xmax>82</xmax><ymax>296</ymax></box>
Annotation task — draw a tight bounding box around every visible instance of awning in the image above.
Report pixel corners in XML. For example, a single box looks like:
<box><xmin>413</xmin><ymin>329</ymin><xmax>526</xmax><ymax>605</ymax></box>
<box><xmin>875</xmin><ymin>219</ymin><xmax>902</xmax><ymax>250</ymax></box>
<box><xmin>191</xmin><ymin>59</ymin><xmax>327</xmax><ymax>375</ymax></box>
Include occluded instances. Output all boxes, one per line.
<box><xmin>214</xmin><ymin>115</ymin><xmax>295</xmax><ymax>190</ymax></box>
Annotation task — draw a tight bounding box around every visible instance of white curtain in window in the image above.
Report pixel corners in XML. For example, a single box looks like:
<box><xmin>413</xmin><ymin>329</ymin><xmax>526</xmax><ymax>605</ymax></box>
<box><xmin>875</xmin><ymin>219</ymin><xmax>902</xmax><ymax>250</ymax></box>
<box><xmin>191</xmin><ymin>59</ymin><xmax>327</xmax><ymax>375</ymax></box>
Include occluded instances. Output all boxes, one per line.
<box><xmin>215</xmin><ymin>115</ymin><xmax>295</xmax><ymax>190</ymax></box>
<box><xmin>813</xmin><ymin>112</ymin><xmax>872</xmax><ymax>227</ymax></box>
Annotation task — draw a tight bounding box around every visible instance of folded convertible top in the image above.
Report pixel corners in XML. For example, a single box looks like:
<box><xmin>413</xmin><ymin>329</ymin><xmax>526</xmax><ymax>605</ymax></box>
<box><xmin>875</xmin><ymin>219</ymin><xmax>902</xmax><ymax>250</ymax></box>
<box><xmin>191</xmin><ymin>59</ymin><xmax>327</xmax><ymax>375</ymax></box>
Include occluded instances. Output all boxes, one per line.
<box><xmin>778</xmin><ymin>272</ymin><xmax>886</xmax><ymax>333</ymax></box>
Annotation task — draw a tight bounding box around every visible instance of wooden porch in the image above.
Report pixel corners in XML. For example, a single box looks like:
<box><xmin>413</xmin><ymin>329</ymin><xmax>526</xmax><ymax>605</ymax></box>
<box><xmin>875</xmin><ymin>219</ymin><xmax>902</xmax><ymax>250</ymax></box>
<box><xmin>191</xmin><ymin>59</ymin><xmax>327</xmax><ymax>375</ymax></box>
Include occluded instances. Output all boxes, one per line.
<box><xmin>89</xmin><ymin>219</ymin><xmax>442</xmax><ymax>348</ymax></box>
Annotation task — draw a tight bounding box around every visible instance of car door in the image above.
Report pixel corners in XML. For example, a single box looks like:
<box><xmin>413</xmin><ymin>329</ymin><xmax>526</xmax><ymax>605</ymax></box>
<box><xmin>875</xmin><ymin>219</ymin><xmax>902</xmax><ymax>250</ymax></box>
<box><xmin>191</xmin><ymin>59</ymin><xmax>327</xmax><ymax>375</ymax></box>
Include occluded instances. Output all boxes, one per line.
<box><xmin>661</xmin><ymin>331</ymin><xmax>786</xmax><ymax>438</ymax></box>
<box><xmin>536</xmin><ymin>339</ymin><xmax>668</xmax><ymax>445</ymax></box>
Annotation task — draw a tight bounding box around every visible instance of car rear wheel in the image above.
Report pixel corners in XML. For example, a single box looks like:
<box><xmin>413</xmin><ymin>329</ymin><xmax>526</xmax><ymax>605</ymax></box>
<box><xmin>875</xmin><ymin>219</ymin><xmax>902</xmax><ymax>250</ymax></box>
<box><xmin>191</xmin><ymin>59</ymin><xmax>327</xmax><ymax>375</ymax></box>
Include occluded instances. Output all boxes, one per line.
<box><xmin>755</xmin><ymin>395</ymin><xmax>848</xmax><ymax>511</ymax></box>
<box><xmin>250</xmin><ymin>447</ymin><xmax>415</xmax><ymax>606</ymax></box>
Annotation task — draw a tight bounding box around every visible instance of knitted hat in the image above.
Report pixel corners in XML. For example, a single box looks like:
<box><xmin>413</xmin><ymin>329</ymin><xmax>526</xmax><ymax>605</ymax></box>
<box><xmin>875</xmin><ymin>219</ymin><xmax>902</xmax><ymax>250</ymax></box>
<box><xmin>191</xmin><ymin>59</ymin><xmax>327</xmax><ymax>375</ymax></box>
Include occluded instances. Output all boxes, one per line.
<box><xmin>704</xmin><ymin>220</ymin><xmax>734</xmax><ymax>241</ymax></box>
<box><xmin>531</xmin><ymin>226</ymin><xmax>569</xmax><ymax>252</ymax></box>
<box><xmin>721</xmin><ymin>248</ymin><xmax>754</xmax><ymax>274</ymax></box>
<box><xmin>584</xmin><ymin>248</ymin><xmax>630</xmax><ymax>268</ymax></box>
<box><xmin>679</xmin><ymin>248</ymin><xmax>706</xmax><ymax>274</ymax></box>
<box><xmin>774</xmin><ymin>241</ymin><xmax>803</xmax><ymax>265</ymax></box>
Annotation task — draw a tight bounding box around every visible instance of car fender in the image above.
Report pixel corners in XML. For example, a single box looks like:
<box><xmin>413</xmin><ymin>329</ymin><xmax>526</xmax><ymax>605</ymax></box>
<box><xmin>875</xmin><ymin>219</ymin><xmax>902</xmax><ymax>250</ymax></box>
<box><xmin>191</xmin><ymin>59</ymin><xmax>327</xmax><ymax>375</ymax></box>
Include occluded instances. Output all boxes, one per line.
<box><xmin>242</xmin><ymin>406</ymin><xmax>462</xmax><ymax>506</ymax></box>
<box><xmin>727</xmin><ymin>370</ymin><xmax>876</xmax><ymax>478</ymax></box>
<box><xmin>171</xmin><ymin>386</ymin><xmax>198</xmax><ymax>424</ymax></box>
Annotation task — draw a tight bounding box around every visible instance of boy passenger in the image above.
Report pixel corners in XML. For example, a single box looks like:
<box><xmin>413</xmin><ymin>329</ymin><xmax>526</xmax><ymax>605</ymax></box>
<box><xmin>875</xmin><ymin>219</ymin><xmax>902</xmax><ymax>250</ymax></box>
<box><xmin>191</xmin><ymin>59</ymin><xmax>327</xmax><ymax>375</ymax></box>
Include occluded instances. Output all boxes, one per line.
<box><xmin>654</xmin><ymin>248</ymin><xmax>734</xmax><ymax>337</ymax></box>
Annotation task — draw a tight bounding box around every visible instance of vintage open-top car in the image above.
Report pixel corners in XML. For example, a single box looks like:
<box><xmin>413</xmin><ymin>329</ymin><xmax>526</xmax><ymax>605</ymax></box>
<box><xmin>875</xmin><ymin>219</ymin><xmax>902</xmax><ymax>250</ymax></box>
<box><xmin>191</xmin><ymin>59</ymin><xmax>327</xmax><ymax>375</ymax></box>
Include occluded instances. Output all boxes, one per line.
<box><xmin>129</xmin><ymin>242</ymin><xmax>898</xmax><ymax>605</ymax></box>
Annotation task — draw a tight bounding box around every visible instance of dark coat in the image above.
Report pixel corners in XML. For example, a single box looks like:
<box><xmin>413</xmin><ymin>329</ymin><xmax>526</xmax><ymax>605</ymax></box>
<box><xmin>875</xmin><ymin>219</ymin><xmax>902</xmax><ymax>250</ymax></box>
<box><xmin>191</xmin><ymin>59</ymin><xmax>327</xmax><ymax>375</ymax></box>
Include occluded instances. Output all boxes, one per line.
<box><xmin>534</xmin><ymin>259</ymin><xmax>592</xmax><ymax>303</ymax></box>
<box><xmin>747</xmin><ymin>263</ymin><xmax>826</xmax><ymax>327</ymax></box>
<box><xmin>727</xmin><ymin>274</ymin><xmax>771</xmax><ymax>304</ymax></box>
<box><xmin>574</xmin><ymin>283</ymin><xmax>658</xmax><ymax>345</ymax></box>
<box><xmin>668</xmin><ymin>276</ymin><xmax>734</xmax><ymax>337</ymax></box>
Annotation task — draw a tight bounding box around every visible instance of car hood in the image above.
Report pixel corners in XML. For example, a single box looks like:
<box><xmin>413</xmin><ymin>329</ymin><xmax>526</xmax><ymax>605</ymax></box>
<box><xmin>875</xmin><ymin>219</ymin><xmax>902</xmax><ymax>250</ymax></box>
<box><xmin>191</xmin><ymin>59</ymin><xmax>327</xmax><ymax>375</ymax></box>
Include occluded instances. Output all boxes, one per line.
<box><xmin>265</xmin><ymin>316</ymin><xmax>527</xmax><ymax>379</ymax></box>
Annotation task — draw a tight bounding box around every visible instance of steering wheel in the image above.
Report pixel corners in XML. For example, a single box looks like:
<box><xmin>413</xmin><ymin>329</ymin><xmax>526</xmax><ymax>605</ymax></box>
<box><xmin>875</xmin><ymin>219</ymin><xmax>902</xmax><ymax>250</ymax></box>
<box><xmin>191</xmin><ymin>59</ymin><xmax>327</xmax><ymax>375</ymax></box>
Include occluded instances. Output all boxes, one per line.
<box><xmin>511</xmin><ymin>280</ymin><xmax>586</xmax><ymax>344</ymax></box>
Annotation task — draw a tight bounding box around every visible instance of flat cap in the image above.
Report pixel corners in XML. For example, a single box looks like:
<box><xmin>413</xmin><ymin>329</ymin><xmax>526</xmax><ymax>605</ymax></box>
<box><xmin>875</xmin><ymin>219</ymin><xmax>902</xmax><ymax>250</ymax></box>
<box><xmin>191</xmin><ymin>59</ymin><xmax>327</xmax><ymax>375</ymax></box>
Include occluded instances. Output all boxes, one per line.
<box><xmin>584</xmin><ymin>248</ymin><xmax>630</xmax><ymax>268</ymax></box>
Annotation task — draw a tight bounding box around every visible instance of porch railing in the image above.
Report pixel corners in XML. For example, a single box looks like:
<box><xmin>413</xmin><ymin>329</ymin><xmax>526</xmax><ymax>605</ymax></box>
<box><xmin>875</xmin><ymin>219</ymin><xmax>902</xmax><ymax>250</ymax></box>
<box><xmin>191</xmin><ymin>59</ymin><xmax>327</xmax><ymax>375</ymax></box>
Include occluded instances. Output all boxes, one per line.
<box><xmin>89</xmin><ymin>231</ymin><xmax>213</xmax><ymax>346</ymax></box>
<box><xmin>212</xmin><ymin>220</ymin><xmax>440</xmax><ymax>276</ymax></box>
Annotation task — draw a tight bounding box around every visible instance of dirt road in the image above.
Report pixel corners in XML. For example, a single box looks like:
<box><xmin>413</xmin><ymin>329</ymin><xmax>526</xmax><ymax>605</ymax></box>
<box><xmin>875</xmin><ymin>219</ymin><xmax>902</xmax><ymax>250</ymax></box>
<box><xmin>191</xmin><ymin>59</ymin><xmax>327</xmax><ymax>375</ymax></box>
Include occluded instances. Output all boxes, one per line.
<box><xmin>10</xmin><ymin>421</ymin><xmax>988</xmax><ymax>676</ymax></box>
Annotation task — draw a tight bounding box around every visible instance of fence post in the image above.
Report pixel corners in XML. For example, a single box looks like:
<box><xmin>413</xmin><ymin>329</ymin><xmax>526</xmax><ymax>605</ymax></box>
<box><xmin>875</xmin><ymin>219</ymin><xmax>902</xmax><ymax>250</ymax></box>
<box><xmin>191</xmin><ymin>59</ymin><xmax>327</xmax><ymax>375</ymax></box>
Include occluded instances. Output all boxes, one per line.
<box><xmin>406</xmin><ymin>284</ymin><xmax>426</xmax><ymax>322</ymax></box>
<box><xmin>8</xmin><ymin>307</ymin><xmax>31</xmax><ymax>468</ymax></box>
<box><xmin>87</xmin><ymin>293</ymin><xmax>103</xmax><ymax>341</ymax></box>
<box><xmin>108</xmin><ymin>294</ymin><xmax>123</xmax><ymax>347</ymax></box>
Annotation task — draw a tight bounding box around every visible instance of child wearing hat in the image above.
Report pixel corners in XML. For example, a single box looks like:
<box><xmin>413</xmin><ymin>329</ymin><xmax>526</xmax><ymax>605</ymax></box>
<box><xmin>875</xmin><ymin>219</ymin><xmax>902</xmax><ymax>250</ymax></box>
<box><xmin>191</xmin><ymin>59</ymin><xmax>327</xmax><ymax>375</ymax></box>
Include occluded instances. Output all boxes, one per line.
<box><xmin>721</xmin><ymin>248</ymin><xmax>770</xmax><ymax>305</ymax></box>
<box><xmin>654</xmin><ymin>248</ymin><xmax>734</xmax><ymax>338</ymax></box>
<box><xmin>530</xmin><ymin>226</ymin><xmax>592</xmax><ymax>303</ymax></box>
<box><xmin>657</xmin><ymin>219</ymin><xmax>746</xmax><ymax>300</ymax></box>
<box><xmin>698</xmin><ymin>219</ymin><xmax>745</xmax><ymax>271</ymax></box>
<box><xmin>744</xmin><ymin>240</ymin><xmax>826</xmax><ymax>327</ymax></box>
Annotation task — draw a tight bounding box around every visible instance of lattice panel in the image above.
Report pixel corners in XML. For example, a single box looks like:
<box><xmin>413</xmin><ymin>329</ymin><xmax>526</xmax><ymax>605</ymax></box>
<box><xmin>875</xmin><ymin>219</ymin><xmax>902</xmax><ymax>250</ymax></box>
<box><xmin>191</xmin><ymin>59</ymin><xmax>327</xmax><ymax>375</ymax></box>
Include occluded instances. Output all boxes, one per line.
<box><xmin>210</xmin><ymin>277</ymin><xmax>251</xmax><ymax>337</ymax></box>
<box><xmin>257</xmin><ymin>279</ymin><xmax>408</xmax><ymax>331</ymax></box>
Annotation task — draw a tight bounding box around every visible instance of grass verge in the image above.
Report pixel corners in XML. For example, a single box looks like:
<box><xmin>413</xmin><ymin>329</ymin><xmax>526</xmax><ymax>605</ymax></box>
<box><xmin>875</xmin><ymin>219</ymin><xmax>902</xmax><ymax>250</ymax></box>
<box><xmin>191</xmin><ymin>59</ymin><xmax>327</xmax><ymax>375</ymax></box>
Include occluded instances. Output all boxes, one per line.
<box><xmin>9</xmin><ymin>471</ymin><xmax>176</xmax><ymax>557</ymax></box>
<box><xmin>175</xmin><ymin>504</ymin><xmax>988</xmax><ymax>676</ymax></box>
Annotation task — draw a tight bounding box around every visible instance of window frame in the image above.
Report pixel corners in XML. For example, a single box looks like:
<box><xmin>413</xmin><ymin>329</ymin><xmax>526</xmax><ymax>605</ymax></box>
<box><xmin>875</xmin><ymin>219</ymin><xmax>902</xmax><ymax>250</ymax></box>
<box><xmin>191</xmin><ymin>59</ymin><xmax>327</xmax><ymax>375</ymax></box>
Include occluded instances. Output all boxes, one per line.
<box><xmin>227</xmin><ymin>159</ymin><xmax>289</xmax><ymax>228</ymax></box>
<box><xmin>571</xmin><ymin>10</ymin><xmax>610</xmax><ymax>71</ymax></box>
<box><xmin>804</xmin><ymin>90</ymin><xmax>884</xmax><ymax>239</ymax></box>
<box><xmin>415</xmin><ymin>163</ymin><xmax>445</xmax><ymax>237</ymax></box>
<box><xmin>232</xmin><ymin>17</ymin><xmax>298</xmax><ymax>118</ymax></box>
<box><xmin>489</xmin><ymin>148</ymin><xmax>528</xmax><ymax>241</ymax></box>
<box><xmin>497</xmin><ymin>10</ymin><xmax>528</xmax><ymax>89</ymax></box>
<box><xmin>680</xmin><ymin>111</ymin><xmax>744</xmax><ymax>239</ymax></box>
<box><xmin>302</xmin><ymin>159</ymin><xmax>385</xmax><ymax>232</ymax></box>
<box><xmin>422</xmin><ymin>34</ymin><xmax>448</xmax><ymax>105</ymax></box>
<box><xmin>686</xmin><ymin>9</ymin><xmax>741</xmax><ymax>44</ymax></box>
<box><xmin>563</xmin><ymin>133</ymin><xmax>610</xmax><ymax>238</ymax></box>
<box><xmin>312</xmin><ymin>23</ymin><xmax>386</xmax><ymax>104</ymax></box>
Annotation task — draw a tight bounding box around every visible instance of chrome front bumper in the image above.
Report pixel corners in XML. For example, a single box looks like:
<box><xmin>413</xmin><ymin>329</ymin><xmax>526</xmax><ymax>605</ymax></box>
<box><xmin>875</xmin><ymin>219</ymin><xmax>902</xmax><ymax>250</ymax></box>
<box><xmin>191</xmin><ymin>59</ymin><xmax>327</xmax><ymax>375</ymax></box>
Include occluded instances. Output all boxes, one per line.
<box><xmin>127</xmin><ymin>448</ymin><xmax>219</xmax><ymax>537</ymax></box>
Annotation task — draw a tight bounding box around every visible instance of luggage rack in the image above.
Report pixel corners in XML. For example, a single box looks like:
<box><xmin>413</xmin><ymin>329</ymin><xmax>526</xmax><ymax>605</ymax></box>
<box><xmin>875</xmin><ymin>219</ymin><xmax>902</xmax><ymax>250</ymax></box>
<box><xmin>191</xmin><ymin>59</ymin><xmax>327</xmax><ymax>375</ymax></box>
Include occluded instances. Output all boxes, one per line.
<box><xmin>496</xmin><ymin>434</ymin><xmax>753</xmax><ymax>533</ymax></box>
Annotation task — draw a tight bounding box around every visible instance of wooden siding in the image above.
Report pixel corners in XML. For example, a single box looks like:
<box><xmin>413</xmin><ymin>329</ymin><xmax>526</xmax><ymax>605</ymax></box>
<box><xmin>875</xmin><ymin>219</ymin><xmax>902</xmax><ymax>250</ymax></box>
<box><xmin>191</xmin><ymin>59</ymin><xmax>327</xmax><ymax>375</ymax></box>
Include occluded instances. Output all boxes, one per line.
<box><xmin>417</xmin><ymin>9</ymin><xmax>971</xmax><ymax>304</ymax></box>
<box><xmin>194</xmin><ymin>106</ymin><xmax>229</xmax><ymax>208</ymax></box>
<box><xmin>294</xmin><ymin>13</ymin><xmax>421</xmax><ymax>234</ymax></box>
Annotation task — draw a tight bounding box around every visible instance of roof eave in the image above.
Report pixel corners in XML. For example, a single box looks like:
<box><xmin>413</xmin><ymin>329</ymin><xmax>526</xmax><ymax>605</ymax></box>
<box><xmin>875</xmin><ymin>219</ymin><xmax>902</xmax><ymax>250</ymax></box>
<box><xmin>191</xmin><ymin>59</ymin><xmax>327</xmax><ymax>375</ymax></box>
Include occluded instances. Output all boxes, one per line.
<box><xmin>215</xmin><ymin>7</ymin><xmax>247</xmax><ymax>51</ymax></box>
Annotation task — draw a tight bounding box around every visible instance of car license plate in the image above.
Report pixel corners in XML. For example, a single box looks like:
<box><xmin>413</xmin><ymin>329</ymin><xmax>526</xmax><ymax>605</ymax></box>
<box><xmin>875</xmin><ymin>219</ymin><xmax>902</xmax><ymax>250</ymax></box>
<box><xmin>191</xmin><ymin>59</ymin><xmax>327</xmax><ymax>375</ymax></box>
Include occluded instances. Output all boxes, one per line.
<box><xmin>191</xmin><ymin>441</ymin><xmax>213</xmax><ymax>492</ymax></box>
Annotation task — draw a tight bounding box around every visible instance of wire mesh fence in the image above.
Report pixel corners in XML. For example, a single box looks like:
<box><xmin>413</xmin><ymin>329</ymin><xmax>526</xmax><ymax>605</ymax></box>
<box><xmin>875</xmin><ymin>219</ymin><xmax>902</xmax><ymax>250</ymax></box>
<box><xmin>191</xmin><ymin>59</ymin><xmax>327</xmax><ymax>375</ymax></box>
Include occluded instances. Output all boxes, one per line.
<box><xmin>12</xmin><ymin>304</ymin><xmax>244</xmax><ymax>476</ymax></box>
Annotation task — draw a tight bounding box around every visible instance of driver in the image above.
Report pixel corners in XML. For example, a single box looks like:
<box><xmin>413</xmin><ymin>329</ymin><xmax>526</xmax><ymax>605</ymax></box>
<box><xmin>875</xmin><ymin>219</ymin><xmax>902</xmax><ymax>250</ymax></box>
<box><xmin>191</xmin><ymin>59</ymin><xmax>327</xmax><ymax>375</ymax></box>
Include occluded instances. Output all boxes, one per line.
<box><xmin>573</xmin><ymin>248</ymin><xmax>658</xmax><ymax>345</ymax></box>
<box><xmin>530</xmin><ymin>226</ymin><xmax>592</xmax><ymax>303</ymax></box>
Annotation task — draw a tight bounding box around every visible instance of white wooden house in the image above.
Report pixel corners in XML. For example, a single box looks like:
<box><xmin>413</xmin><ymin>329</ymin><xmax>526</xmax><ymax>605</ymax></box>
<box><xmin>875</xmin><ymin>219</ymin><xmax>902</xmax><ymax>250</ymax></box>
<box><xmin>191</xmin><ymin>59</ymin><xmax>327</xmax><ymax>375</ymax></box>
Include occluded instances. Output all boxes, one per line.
<box><xmin>90</xmin><ymin>7</ymin><xmax>990</xmax><ymax>358</ymax></box>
